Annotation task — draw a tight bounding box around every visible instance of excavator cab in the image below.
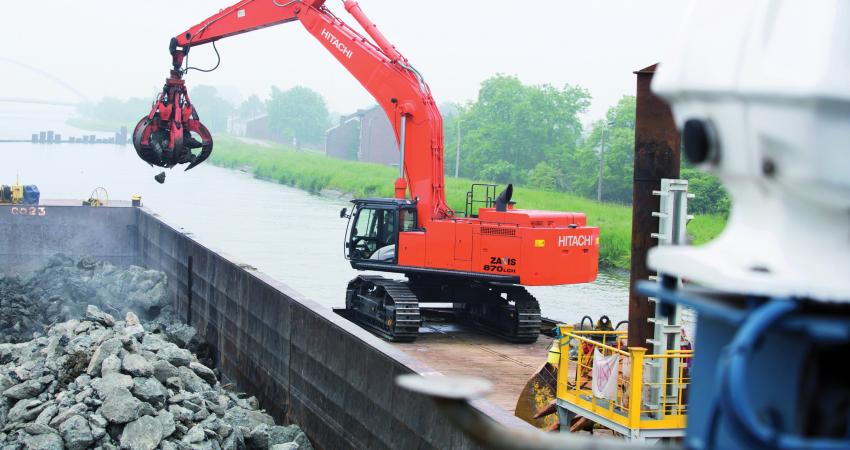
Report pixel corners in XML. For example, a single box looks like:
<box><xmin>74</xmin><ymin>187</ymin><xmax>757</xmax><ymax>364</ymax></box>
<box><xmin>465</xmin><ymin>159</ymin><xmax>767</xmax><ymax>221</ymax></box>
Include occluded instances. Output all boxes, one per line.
<box><xmin>344</xmin><ymin>199</ymin><xmax>417</xmax><ymax>263</ymax></box>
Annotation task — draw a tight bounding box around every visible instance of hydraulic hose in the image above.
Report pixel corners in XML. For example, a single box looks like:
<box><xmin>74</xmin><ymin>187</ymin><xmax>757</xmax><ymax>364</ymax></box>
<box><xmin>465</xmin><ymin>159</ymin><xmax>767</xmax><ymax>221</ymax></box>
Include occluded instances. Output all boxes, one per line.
<box><xmin>719</xmin><ymin>299</ymin><xmax>850</xmax><ymax>450</ymax></box>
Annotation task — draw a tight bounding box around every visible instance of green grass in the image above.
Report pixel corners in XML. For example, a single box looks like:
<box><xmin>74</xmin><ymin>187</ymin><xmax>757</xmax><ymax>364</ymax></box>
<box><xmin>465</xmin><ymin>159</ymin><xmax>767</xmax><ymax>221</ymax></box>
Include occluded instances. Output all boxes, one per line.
<box><xmin>66</xmin><ymin>116</ymin><xmax>132</xmax><ymax>133</ymax></box>
<box><xmin>688</xmin><ymin>213</ymin><xmax>727</xmax><ymax>246</ymax></box>
<box><xmin>209</xmin><ymin>136</ymin><xmax>726</xmax><ymax>269</ymax></box>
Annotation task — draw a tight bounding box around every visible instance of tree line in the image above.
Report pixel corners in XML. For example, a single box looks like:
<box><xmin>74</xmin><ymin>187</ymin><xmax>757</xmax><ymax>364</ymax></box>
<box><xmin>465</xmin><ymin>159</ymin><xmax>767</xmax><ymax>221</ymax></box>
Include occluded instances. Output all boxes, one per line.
<box><xmin>76</xmin><ymin>85</ymin><xmax>331</xmax><ymax>148</ymax></box>
<box><xmin>443</xmin><ymin>74</ymin><xmax>729</xmax><ymax>215</ymax></box>
<box><xmin>78</xmin><ymin>75</ymin><xmax>729</xmax><ymax>215</ymax></box>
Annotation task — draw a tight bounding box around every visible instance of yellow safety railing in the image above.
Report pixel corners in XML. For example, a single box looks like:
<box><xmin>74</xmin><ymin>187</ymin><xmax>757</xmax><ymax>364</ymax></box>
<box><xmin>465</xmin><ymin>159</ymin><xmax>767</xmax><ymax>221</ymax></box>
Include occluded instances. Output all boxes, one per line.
<box><xmin>555</xmin><ymin>325</ymin><xmax>692</xmax><ymax>435</ymax></box>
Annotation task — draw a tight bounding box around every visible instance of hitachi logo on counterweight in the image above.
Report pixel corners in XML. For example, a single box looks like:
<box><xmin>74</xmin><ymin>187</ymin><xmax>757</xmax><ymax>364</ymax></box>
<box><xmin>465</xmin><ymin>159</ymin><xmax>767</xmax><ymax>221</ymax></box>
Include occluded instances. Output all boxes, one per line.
<box><xmin>321</xmin><ymin>28</ymin><xmax>353</xmax><ymax>59</ymax></box>
<box><xmin>558</xmin><ymin>235</ymin><xmax>595</xmax><ymax>247</ymax></box>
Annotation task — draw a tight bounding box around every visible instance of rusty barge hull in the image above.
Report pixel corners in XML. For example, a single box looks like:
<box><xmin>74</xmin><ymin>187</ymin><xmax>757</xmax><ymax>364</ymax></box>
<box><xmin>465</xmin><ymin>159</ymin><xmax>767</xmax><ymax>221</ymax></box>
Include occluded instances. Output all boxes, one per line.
<box><xmin>0</xmin><ymin>202</ymin><xmax>538</xmax><ymax>449</ymax></box>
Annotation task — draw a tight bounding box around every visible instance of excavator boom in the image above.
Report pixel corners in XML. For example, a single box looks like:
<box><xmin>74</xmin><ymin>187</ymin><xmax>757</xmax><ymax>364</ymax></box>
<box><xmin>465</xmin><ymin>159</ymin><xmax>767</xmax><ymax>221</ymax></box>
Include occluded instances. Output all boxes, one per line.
<box><xmin>134</xmin><ymin>0</ymin><xmax>451</xmax><ymax>221</ymax></box>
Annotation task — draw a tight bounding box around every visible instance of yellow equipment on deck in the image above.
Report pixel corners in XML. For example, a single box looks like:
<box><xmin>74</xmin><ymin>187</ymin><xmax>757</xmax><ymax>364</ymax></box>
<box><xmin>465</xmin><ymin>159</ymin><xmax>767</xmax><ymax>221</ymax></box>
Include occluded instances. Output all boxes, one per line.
<box><xmin>514</xmin><ymin>340</ymin><xmax>560</xmax><ymax>431</ymax></box>
<box><xmin>516</xmin><ymin>316</ymin><xmax>691</xmax><ymax>441</ymax></box>
<box><xmin>83</xmin><ymin>187</ymin><xmax>109</xmax><ymax>207</ymax></box>
<box><xmin>1</xmin><ymin>176</ymin><xmax>25</xmax><ymax>204</ymax></box>
<box><xmin>515</xmin><ymin>316</ymin><xmax>616</xmax><ymax>432</ymax></box>
<box><xmin>554</xmin><ymin>325</ymin><xmax>691</xmax><ymax>441</ymax></box>
<box><xmin>11</xmin><ymin>177</ymin><xmax>23</xmax><ymax>204</ymax></box>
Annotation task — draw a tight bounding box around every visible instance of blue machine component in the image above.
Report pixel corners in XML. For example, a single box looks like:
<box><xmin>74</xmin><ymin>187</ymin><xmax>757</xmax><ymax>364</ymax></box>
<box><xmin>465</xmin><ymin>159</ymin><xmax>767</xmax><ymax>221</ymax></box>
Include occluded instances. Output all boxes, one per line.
<box><xmin>22</xmin><ymin>185</ymin><xmax>39</xmax><ymax>205</ymax></box>
<box><xmin>640</xmin><ymin>281</ymin><xmax>850</xmax><ymax>450</ymax></box>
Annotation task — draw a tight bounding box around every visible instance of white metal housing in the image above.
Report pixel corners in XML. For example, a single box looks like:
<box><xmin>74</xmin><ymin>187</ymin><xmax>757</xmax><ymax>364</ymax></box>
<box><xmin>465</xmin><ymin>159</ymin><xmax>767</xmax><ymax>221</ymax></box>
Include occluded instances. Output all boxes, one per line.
<box><xmin>650</xmin><ymin>0</ymin><xmax>850</xmax><ymax>301</ymax></box>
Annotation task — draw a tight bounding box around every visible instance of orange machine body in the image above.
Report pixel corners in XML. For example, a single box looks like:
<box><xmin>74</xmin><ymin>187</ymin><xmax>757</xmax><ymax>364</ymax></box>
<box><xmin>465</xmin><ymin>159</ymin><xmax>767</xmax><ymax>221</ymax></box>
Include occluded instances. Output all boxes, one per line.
<box><xmin>397</xmin><ymin>207</ymin><xmax>599</xmax><ymax>286</ymax></box>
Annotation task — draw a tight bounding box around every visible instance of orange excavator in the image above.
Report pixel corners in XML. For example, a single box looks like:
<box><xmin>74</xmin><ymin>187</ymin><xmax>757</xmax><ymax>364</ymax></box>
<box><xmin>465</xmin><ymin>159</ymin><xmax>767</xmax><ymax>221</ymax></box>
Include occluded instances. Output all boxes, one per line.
<box><xmin>133</xmin><ymin>0</ymin><xmax>599</xmax><ymax>342</ymax></box>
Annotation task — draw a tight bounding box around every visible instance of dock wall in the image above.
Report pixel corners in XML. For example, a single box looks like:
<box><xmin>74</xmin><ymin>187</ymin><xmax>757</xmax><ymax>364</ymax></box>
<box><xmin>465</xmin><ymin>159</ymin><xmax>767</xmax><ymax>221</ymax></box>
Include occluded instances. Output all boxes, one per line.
<box><xmin>1</xmin><ymin>204</ymin><xmax>529</xmax><ymax>449</ymax></box>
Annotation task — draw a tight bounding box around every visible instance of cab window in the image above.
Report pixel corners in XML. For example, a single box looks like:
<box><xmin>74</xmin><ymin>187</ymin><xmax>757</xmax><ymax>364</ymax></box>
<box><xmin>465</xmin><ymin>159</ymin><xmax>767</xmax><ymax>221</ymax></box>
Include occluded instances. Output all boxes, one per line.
<box><xmin>349</xmin><ymin>207</ymin><xmax>397</xmax><ymax>260</ymax></box>
<box><xmin>400</xmin><ymin>207</ymin><xmax>417</xmax><ymax>232</ymax></box>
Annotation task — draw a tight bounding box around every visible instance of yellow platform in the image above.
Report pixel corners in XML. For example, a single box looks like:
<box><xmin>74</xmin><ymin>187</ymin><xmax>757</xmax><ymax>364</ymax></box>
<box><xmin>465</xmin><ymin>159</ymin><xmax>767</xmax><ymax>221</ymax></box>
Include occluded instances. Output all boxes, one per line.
<box><xmin>555</xmin><ymin>325</ymin><xmax>691</xmax><ymax>442</ymax></box>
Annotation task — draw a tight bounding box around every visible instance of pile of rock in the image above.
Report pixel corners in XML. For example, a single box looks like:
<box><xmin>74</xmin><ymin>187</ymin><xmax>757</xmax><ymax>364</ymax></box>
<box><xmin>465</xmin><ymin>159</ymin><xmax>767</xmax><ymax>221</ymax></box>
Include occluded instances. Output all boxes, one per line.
<box><xmin>0</xmin><ymin>306</ymin><xmax>311</xmax><ymax>450</ymax></box>
<box><xmin>0</xmin><ymin>254</ymin><xmax>170</xmax><ymax>343</ymax></box>
<box><xmin>0</xmin><ymin>254</ymin><xmax>313</xmax><ymax>450</ymax></box>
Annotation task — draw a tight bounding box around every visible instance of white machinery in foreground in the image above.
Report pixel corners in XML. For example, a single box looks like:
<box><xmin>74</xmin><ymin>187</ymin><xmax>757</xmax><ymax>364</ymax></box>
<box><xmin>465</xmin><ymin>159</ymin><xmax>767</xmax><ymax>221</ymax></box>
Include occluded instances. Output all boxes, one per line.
<box><xmin>646</xmin><ymin>1</ymin><xmax>850</xmax><ymax>449</ymax></box>
<box><xmin>650</xmin><ymin>1</ymin><xmax>850</xmax><ymax>301</ymax></box>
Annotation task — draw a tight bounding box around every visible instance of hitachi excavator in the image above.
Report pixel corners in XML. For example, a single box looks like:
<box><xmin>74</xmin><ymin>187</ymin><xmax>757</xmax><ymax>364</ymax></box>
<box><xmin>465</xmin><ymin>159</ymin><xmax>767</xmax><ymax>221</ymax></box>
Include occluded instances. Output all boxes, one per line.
<box><xmin>133</xmin><ymin>0</ymin><xmax>600</xmax><ymax>343</ymax></box>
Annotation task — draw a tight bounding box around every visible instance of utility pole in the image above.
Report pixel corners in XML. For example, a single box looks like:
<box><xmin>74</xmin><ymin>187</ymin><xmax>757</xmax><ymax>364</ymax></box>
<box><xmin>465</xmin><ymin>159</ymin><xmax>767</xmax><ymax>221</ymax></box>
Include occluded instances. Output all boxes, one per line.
<box><xmin>597</xmin><ymin>124</ymin><xmax>606</xmax><ymax>202</ymax></box>
<box><xmin>455</xmin><ymin>118</ymin><xmax>461</xmax><ymax>178</ymax></box>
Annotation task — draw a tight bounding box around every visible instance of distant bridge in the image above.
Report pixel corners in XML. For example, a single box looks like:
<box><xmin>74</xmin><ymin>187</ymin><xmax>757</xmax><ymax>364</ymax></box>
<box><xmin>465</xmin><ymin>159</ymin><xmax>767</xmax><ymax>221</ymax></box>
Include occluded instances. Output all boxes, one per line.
<box><xmin>0</xmin><ymin>57</ymin><xmax>89</xmax><ymax>107</ymax></box>
<box><xmin>0</xmin><ymin>97</ymin><xmax>79</xmax><ymax>107</ymax></box>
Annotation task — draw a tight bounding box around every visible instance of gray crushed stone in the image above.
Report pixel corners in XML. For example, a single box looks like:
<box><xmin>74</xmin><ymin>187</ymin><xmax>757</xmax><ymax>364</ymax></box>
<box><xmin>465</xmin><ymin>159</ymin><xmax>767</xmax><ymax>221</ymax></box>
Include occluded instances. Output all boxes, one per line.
<box><xmin>0</xmin><ymin>255</ymin><xmax>312</xmax><ymax>449</ymax></box>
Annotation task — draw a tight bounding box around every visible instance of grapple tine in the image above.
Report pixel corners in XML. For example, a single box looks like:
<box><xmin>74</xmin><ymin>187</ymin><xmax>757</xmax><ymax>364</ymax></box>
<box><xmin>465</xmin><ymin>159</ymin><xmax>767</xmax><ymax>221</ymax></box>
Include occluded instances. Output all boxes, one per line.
<box><xmin>184</xmin><ymin>121</ymin><xmax>213</xmax><ymax>171</ymax></box>
<box><xmin>185</xmin><ymin>144</ymin><xmax>212</xmax><ymax>171</ymax></box>
<box><xmin>132</xmin><ymin>117</ymin><xmax>154</xmax><ymax>165</ymax></box>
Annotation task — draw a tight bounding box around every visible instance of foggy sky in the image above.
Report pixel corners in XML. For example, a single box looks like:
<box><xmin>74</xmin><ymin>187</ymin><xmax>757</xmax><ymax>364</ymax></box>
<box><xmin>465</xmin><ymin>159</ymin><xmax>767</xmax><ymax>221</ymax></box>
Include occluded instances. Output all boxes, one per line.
<box><xmin>0</xmin><ymin>0</ymin><xmax>690</xmax><ymax>120</ymax></box>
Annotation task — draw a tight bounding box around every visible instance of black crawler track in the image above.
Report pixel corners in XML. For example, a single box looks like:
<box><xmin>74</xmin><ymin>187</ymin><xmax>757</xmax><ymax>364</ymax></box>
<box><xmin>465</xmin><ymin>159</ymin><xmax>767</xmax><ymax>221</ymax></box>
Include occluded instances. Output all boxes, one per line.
<box><xmin>345</xmin><ymin>275</ymin><xmax>541</xmax><ymax>344</ymax></box>
<box><xmin>346</xmin><ymin>275</ymin><xmax>421</xmax><ymax>342</ymax></box>
<box><xmin>461</xmin><ymin>285</ymin><xmax>542</xmax><ymax>344</ymax></box>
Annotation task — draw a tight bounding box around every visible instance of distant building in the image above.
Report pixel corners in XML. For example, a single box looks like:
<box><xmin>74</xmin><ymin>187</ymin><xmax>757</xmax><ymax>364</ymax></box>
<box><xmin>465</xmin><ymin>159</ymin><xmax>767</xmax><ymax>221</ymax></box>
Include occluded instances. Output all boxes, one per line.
<box><xmin>245</xmin><ymin>115</ymin><xmax>279</xmax><ymax>142</ymax></box>
<box><xmin>227</xmin><ymin>116</ymin><xmax>248</xmax><ymax>136</ymax></box>
<box><xmin>325</xmin><ymin>105</ymin><xmax>398</xmax><ymax>166</ymax></box>
<box><xmin>326</xmin><ymin>116</ymin><xmax>360</xmax><ymax>160</ymax></box>
<box><xmin>232</xmin><ymin>114</ymin><xmax>322</xmax><ymax>150</ymax></box>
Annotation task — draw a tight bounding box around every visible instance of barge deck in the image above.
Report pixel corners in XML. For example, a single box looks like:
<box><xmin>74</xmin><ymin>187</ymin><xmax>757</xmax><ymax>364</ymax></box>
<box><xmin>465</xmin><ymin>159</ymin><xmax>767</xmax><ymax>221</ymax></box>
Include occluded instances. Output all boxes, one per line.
<box><xmin>391</xmin><ymin>321</ymin><xmax>550</xmax><ymax>414</ymax></box>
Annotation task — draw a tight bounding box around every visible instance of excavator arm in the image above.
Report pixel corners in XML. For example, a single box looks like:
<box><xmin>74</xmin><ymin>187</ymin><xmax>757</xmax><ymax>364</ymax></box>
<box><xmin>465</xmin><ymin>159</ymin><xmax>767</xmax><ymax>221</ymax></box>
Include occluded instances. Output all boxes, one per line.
<box><xmin>134</xmin><ymin>0</ymin><xmax>451</xmax><ymax>221</ymax></box>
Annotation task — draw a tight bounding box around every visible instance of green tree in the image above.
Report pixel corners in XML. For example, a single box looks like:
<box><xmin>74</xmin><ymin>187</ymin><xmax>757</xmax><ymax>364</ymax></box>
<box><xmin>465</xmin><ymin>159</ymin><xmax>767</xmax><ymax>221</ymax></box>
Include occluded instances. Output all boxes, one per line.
<box><xmin>77</xmin><ymin>96</ymin><xmax>153</xmax><ymax>124</ymax></box>
<box><xmin>453</xmin><ymin>75</ymin><xmax>590</xmax><ymax>182</ymax></box>
<box><xmin>266</xmin><ymin>86</ymin><xmax>330</xmax><ymax>147</ymax></box>
<box><xmin>528</xmin><ymin>162</ymin><xmax>563</xmax><ymax>191</ymax></box>
<box><xmin>238</xmin><ymin>94</ymin><xmax>265</xmax><ymax>119</ymax></box>
<box><xmin>480</xmin><ymin>160</ymin><xmax>526</xmax><ymax>185</ymax></box>
<box><xmin>441</xmin><ymin>102</ymin><xmax>461</xmax><ymax>177</ymax></box>
<box><xmin>188</xmin><ymin>85</ymin><xmax>233</xmax><ymax>133</ymax></box>
<box><xmin>682</xmin><ymin>167</ymin><xmax>731</xmax><ymax>216</ymax></box>
<box><xmin>574</xmin><ymin>96</ymin><xmax>636</xmax><ymax>203</ymax></box>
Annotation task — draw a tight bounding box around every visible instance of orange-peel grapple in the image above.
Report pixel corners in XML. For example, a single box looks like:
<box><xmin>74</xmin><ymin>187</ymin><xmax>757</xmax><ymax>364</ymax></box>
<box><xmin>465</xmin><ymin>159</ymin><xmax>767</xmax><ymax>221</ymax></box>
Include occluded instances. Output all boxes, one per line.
<box><xmin>132</xmin><ymin>38</ymin><xmax>212</xmax><ymax>171</ymax></box>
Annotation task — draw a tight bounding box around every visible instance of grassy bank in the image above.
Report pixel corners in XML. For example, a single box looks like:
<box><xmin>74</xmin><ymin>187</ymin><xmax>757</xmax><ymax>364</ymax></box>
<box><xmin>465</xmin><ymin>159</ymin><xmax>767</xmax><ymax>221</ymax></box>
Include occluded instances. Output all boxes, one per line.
<box><xmin>209</xmin><ymin>137</ymin><xmax>725</xmax><ymax>269</ymax></box>
<box><xmin>66</xmin><ymin>116</ymin><xmax>131</xmax><ymax>133</ymax></box>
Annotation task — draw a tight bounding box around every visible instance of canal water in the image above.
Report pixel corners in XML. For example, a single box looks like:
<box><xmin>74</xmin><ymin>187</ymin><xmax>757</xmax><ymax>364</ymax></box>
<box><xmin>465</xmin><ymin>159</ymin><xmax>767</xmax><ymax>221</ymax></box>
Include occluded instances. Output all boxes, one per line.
<box><xmin>0</xmin><ymin>104</ymin><xmax>633</xmax><ymax>326</ymax></box>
